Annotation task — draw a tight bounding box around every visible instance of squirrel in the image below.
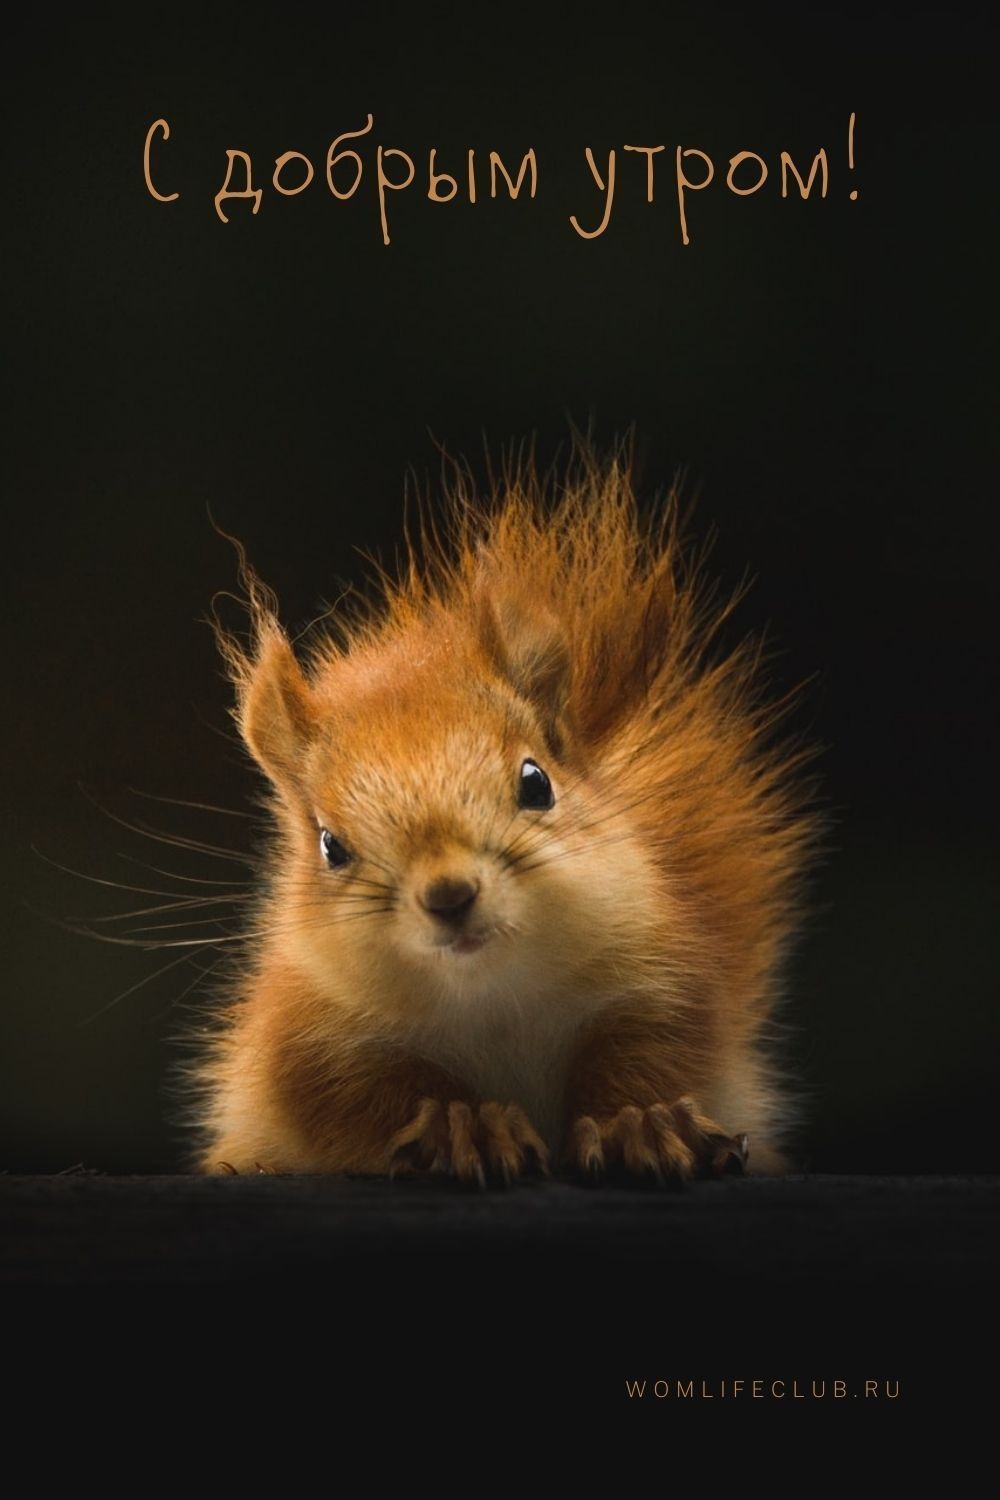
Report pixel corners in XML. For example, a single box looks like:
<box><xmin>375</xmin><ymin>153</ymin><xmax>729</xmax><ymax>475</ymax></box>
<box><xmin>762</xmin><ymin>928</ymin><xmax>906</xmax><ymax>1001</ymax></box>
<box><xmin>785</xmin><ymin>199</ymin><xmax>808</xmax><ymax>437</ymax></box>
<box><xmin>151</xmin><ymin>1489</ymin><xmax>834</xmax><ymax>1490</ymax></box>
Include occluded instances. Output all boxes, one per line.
<box><xmin>188</xmin><ymin>446</ymin><xmax>818</xmax><ymax>1183</ymax></box>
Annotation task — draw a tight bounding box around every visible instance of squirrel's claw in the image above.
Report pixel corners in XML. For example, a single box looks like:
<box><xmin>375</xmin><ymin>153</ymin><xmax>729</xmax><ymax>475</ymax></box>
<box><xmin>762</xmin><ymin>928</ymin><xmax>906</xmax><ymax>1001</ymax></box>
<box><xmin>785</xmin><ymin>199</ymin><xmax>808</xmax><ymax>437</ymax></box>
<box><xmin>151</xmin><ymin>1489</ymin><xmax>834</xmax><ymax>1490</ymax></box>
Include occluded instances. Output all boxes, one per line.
<box><xmin>570</xmin><ymin>1101</ymin><xmax>750</xmax><ymax>1185</ymax></box>
<box><xmin>389</xmin><ymin>1098</ymin><xmax>549</xmax><ymax>1187</ymax></box>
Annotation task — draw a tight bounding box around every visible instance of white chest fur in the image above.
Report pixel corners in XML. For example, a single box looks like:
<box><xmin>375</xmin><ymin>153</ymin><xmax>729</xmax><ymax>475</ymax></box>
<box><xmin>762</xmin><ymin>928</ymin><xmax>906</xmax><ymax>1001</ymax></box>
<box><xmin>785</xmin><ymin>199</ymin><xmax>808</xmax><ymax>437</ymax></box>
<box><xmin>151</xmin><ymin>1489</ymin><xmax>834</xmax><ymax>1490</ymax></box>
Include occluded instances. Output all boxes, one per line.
<box><xmin>402</xmin><ymin>981</ymin><xmax>616</xmax><ymax>1149</ymax></box>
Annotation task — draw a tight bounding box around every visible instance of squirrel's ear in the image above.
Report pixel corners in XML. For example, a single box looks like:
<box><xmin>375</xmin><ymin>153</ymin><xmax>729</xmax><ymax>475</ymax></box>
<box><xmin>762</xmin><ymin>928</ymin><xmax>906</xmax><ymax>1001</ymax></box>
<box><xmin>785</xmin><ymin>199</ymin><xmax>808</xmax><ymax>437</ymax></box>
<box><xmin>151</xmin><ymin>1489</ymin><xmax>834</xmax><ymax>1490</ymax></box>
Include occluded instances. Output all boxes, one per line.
<box><xmin>239</xmin><ymin>626</ymin><xmax>317</xmax><ymax>785</ymax></box>
<box><xmin>477</xmin><ymin>587</ymin><xmax>571</xmax><ymax>727</ymax></box>
<box><xmin>211</xmin><ymin>553</ymin><xmax>317</xmax><ymax>789</ymax></box>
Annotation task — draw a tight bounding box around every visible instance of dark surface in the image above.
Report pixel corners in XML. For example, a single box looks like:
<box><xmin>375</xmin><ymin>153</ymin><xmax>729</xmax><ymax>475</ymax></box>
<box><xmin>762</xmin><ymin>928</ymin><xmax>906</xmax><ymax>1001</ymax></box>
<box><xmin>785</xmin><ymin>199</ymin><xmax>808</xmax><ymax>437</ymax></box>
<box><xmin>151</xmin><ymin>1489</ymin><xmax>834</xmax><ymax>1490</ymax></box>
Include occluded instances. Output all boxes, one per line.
<box><xmin>5</xmin><ymin>1171</ymin><xmax>997</xmax><ymax>1284</ymax></box>
<box><xmin>5</xmin><ymin>1173</ymin><xmax>994</xmax><ymax>1412</ymax></box>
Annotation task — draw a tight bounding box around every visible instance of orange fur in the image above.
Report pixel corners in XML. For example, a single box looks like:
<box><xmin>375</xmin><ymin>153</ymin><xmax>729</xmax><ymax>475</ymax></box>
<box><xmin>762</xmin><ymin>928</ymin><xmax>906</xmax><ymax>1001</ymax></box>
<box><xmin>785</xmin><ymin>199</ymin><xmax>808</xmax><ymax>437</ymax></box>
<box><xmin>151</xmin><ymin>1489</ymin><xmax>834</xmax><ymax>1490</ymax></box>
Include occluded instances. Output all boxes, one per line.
<box><xmin>188</xmin><ymin>442</ymin><xmax>819</xmax><ymax>1181</ymax></box>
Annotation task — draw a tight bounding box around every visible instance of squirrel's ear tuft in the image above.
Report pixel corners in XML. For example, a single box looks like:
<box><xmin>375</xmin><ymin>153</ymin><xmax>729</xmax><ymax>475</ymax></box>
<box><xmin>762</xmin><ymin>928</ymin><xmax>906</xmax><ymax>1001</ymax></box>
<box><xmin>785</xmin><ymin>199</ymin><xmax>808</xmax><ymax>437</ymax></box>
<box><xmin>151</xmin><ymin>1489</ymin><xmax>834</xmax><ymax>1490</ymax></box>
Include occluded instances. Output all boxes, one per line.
<box><xmin>210</xmin><ymin>551</ymin><xmax>317</xmax><ymax>788</ymax></box>
<box><xmin>477</xmin><ymin>583</ymin><xmax>571</xmax><ymax>728</ymax></box>
<box><xmin>238</xmin><ymin>625</ymin><xmax>317</xmax><ymax>786</ymax></box>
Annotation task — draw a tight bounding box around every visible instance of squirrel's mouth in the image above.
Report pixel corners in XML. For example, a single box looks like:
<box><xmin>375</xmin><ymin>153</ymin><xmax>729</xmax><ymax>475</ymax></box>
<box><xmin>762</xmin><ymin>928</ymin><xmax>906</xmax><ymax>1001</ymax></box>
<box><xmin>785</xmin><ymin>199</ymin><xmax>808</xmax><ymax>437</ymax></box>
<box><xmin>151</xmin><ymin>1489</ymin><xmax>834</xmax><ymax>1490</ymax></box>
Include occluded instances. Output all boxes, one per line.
<box><xmin>444</xmin><ymin>932</ymin><xmax>490</xmax><ymax>956</ymax></box>
<box><xmin>425</xmin><ymin>918</ymin><xmax>514</xmax><ymax>959</ymax></box>
<box><xmin>426</xmin><ymin>925</ymin><xmax>496</xmax><ymax>957</ymax></box>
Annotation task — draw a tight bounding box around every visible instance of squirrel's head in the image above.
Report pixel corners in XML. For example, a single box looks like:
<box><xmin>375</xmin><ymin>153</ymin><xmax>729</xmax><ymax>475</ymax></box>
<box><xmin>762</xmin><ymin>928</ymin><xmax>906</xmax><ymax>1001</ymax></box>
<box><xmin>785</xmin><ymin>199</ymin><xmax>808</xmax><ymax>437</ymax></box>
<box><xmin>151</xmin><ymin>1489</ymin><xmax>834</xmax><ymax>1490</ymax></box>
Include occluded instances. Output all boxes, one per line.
<box><xmin>218</xmin><ymin>571</ymin><xmax>660</xmax><ymax>1016</ymax></box>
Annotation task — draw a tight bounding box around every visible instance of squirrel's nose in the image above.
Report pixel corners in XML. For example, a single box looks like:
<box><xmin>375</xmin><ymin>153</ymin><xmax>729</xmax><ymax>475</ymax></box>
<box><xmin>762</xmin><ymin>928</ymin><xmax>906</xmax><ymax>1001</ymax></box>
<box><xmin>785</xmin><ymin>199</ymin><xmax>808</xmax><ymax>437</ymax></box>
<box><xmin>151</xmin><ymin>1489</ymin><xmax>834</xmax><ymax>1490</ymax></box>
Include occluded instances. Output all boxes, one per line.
<box><xmin>419</xmin><ymin>875</ymin><xmax>480</xmax><ymax>924</ymax></box>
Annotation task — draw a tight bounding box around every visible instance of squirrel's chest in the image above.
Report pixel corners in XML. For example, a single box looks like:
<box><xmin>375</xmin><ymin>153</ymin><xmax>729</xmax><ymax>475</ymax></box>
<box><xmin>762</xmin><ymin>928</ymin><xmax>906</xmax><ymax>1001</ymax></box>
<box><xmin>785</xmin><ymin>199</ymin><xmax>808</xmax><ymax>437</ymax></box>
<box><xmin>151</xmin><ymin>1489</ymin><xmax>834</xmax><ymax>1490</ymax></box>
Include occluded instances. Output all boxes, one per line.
<box><xmin>404</xmin><ymin>992</ymin><xmax>613</xmax><ymax>1149</ymax></box>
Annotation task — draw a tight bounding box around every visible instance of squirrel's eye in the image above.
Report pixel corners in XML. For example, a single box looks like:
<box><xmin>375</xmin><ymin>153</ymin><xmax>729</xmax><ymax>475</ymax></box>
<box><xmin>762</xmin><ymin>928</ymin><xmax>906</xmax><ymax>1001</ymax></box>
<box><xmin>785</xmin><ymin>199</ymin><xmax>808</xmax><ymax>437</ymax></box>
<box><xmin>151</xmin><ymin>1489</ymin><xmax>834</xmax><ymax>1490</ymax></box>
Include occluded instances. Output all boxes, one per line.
<box><xmin>320</xmin><ymin>829</ymin><xmax>353</xmax><ymax>869</ymax></box>
<box><xmin>518</xmin><ymin>759</ymin><xmax>554</xmax><ymax>811</ymax></box>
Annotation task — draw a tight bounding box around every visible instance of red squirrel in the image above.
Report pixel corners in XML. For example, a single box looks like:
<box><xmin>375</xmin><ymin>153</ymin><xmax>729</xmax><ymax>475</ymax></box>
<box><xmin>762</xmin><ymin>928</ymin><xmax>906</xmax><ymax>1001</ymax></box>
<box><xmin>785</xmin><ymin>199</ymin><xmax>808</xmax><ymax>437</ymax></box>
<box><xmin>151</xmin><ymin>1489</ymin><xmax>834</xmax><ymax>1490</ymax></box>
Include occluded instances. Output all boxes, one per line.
<box><xmin>190</xmin><ymin>448</ymin><xmax>817</xmax><ymax>1181</ymax></box>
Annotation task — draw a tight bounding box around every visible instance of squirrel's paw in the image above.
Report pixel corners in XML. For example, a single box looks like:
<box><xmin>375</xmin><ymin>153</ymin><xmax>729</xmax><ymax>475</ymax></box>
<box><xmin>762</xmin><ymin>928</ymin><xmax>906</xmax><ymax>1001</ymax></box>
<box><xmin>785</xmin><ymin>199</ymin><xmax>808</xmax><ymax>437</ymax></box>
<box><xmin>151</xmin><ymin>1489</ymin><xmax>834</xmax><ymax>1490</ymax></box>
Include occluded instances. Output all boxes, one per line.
<box><xmin>389</xmin><ymin>1098</ymin><xmax>550</xmax><ymax>1187</ymax></box>
<box><xmin>570</xmin><ymin>1098</ymin><xmax>749</xmax><ymax>1184</ymax></box>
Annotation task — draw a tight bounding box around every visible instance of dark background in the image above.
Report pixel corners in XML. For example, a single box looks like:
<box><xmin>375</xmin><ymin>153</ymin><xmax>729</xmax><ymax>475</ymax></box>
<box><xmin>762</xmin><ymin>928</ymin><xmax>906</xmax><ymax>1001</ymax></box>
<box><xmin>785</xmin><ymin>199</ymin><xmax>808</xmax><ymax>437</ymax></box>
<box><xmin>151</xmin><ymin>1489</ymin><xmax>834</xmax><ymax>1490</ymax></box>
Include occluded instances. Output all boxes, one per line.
<box><xmin>1</xmin><ymin>4</ymin><xmax>995</xmax><ymax>1176</ymax></box>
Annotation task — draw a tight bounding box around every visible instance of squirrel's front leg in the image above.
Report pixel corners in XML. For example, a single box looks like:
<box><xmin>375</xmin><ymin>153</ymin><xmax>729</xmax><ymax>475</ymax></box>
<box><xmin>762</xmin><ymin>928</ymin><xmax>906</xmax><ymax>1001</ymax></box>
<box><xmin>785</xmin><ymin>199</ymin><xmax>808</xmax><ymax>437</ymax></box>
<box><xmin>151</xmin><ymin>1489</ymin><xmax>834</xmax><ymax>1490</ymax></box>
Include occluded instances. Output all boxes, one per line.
<box><xmin>205</xmin><ymin>1030</ymin><xmax>548</xmax><ymax>1184</ymax></box>
<box><xmin>563</xmin><ymin>1008</ymin><xmax>749</xmax><ymax>1182</ymax></box>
